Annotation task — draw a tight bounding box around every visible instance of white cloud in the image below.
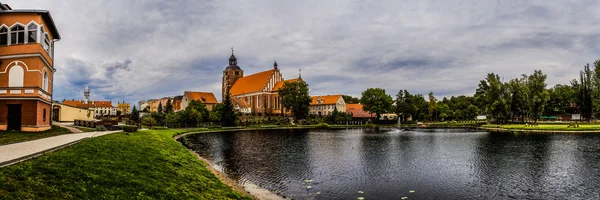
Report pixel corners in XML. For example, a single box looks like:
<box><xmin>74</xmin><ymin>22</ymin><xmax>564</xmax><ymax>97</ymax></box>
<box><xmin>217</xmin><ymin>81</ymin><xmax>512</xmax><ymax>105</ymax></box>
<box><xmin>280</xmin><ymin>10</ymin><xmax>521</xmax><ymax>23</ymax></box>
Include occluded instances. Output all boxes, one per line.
<box><xmin>4</xmin><ymin>0</ymin><xmax>600</xmax><ymax>104</ymax></box>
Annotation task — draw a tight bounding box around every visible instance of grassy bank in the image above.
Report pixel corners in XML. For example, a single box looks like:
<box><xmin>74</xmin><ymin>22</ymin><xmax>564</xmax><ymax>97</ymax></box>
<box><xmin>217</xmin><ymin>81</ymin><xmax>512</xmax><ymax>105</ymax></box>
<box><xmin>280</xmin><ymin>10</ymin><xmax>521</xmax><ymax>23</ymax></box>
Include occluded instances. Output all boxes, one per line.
<box><xmin>0</xmin><ymin>129</ymin><xmax>251</xmax><ymax>199</ymax></box>
<box><xmin>0</xmin><ymin>126</ymin><xmax>73</xmax><ymax>145</ymax></box>
<box><xmin>482</xmin><ymin>124</ymin><xmax>600</xmax><ymax>131</ymax></box>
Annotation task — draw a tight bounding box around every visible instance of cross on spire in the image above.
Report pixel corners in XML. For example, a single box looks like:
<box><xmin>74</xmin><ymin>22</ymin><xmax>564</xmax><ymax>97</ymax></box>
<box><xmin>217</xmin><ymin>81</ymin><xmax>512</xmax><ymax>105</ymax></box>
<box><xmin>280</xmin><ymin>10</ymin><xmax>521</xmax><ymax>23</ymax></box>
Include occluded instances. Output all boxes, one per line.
<box><xmin>231</xmin><ymin>47</ymin><xmax>234</xmax><ymax>55</ymax></box>
<box><xmin>299</xmin><ymin>69</ymin><xmax>302</xmax><ymax>79</ymax></box>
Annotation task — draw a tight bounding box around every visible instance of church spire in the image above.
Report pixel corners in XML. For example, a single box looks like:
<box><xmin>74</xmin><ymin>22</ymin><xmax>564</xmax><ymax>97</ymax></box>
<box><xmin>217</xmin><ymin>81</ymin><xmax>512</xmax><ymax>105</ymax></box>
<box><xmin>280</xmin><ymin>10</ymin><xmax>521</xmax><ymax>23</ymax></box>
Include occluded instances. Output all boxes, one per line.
<box><xmin>274</xmin><ymin>60</ymin><xmax>278</xmax><ymax>69</ymax></box>
<box><xmin>229</xmin><ymin>47</ymin><xmax>237</xmax><ymax>66</ymax></box>
<box><xmin>299</xmin><ymin>69</ymin><xmax>302</xmax><ymax>79</ymax></box>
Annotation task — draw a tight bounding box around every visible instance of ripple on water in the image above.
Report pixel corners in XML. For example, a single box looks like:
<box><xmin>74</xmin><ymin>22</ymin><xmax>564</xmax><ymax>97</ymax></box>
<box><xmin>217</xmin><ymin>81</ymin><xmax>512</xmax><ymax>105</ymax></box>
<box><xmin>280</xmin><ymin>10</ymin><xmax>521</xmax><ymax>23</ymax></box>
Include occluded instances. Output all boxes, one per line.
<box><xmin>183</xmin><ymin>129</ymin><xmax>600</xmax><ymax>199</ymax></box>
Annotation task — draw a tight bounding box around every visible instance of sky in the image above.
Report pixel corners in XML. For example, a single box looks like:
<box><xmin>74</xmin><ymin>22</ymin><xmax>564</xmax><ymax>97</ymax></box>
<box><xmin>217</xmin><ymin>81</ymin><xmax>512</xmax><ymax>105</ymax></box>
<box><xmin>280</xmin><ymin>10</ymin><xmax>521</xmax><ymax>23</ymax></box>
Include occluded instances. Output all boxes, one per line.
<box><xmin>5</xmin><ymin>0</ymin><xmax>600</xmax><ymax>106</ymax></box>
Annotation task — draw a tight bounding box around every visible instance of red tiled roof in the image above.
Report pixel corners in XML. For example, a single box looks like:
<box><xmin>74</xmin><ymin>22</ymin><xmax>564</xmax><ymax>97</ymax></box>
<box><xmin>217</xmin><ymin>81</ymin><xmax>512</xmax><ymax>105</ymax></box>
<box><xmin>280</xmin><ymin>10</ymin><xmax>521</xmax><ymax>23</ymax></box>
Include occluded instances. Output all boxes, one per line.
<box><xmin>311</xmin><ymin>95</ymin><xmax>343</xmax><ymax>105</ymax></box>
<box><xmin>273</xmin><ymin>78</ymin><xmax>301</xmax><ymax>91</ymax></box>
<box><xmin>346</xmin><ymin>104</ymin><xmax>376</xmax><ymax>118</ymax></box>
<box><xmin>184</xmin><ymin>91</ymin><xmax>218</xmax><ymax>104</ymax></box>
<box><xmin>233</xmin><ymin>98</ymin><xmax>250</xmax><ymax>108</ymax></box>
<box><xmin>229</xmin><ymin>69</ymin><xmax>275</xmax><ymax>96</ymax></box>
<box><xmin>62</xmin><ymin>100</ymin><xmax>113</xmax><ymax>108</ymax></box>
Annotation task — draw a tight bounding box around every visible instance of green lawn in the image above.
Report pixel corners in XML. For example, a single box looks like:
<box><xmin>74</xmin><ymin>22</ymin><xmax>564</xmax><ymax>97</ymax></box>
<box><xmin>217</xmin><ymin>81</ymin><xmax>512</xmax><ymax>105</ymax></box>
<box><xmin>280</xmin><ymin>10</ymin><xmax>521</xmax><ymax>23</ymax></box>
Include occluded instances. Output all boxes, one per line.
<box><xmin>482</xmin><ymin>124</ymin><xmax>600</xmax><ymax>131</ymax></box>
<box><xmin>0</xmin><ymin>129</ymin><xmax>252</xmax><ymax>199</ymax></box>
<box><xmin>0</xmin><ymin>126</ymin><xmax>73</xmax><ymax>145</ymax></box>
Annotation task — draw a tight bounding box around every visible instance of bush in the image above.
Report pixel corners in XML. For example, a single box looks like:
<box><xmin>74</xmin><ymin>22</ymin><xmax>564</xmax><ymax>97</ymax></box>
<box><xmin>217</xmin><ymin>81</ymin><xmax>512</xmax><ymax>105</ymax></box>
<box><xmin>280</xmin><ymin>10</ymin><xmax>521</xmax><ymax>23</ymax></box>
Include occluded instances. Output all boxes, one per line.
<box><xmin>363</xmin><ymin>123</ymin><xmax>377</xmax><ymax>129</ymax></box>
<box><xmin>151</xmin><ymin>126</ymin><xmax>169</xmax><ymax>130</ymax></box>
<box><xmin>316</xmin><ymin>123</ymin><xmax>331</xmax><ymax>129</ymax></box>
<box><xmin>122</xmin><ymin>125</ymin><xmax>138</xmax><ymax>132</ymax></box>
<box><xmin>95</xmin><ymin>125</ymin><xmax>107</xmax><ymax>131</ymax></box>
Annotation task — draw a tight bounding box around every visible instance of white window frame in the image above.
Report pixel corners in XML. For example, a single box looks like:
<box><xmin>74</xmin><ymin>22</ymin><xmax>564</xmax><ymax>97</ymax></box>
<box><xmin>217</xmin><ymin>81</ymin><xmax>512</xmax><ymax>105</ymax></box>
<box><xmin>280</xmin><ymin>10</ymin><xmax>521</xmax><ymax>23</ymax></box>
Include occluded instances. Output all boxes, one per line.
<box><xmin>9</xmin><ymin>23</ymin><xmax>26</xmax><ymax>45</ymax></box>
<box><xmin>0</xmin><ymin>25</ymin><xmax>8</xmax><ymax>46</ymax></box>
<box><xmin>42</xmin><ymin>71</ymin><xmax>49</xmax><ymax>91</ymax></box>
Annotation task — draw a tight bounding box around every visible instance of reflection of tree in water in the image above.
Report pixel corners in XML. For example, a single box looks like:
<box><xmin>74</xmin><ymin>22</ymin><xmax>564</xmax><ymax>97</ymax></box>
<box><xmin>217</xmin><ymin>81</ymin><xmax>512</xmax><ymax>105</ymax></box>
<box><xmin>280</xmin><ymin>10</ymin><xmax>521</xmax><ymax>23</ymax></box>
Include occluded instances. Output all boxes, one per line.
<box><xmin>220</xmin><ymin>129</ymin><xmax>313</xmax><ymax>196</ymax></box>
<box><xmin>473</xmin><ymin>132</ymin><xmax>552</xmax><ymax>199</ymax></box>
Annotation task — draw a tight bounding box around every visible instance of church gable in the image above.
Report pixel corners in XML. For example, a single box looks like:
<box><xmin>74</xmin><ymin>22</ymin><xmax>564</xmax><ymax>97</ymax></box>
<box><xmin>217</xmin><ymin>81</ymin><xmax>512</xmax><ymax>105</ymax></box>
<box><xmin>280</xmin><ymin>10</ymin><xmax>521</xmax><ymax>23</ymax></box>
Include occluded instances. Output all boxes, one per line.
<box><xmin>264</xmin><ymin>70</ymin><xmax>283</xmax><ymax>92</ymax></box>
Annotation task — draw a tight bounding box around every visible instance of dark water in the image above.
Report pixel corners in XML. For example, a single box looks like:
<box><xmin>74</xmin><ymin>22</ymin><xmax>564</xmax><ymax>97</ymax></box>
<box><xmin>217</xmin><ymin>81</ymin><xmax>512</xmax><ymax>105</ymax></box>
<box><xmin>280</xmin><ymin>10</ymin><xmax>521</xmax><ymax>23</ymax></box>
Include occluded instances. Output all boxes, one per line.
<box><xmin>181</xmin><ymin>128</ymin><xmax>600</xmax><ymax>200</ymax></box>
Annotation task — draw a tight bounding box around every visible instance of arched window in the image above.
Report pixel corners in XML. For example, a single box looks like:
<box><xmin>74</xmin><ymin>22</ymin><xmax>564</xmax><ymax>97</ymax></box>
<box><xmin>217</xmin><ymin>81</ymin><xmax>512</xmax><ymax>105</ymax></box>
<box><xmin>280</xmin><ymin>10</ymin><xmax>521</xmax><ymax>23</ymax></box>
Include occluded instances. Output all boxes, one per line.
<box><xmin>8</xmin><ymin>65</ymin><xmax>24</xmax><ymax>87</ymax></box>
<box><xmin>27</xmin><ymin>23</ymin><xmax>37</xmax><ymax>43</ymax></box>
<box><xmin>10</xmin><ymin>24</ymin><xmax>25</xmax><ymax>44</ymax></box>
<box><xmin>0</xmin><ymin>27</ymin><xmax>7</xmax><ymax>46</ymax></box>
<box><xmin>43</xmin><ymin>71</ymin><xmax>49</xmax><ymax>91</ymax></box>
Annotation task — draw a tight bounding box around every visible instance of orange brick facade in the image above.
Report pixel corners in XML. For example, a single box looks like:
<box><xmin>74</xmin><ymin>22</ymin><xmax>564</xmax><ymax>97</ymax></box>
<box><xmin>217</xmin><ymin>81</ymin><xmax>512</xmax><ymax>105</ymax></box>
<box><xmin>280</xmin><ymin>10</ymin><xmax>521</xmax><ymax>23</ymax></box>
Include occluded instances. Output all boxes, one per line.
<box><xmin>0</xmin><ymin>5</ymin><xmax>60</xmax><ymax>132</ymax></box>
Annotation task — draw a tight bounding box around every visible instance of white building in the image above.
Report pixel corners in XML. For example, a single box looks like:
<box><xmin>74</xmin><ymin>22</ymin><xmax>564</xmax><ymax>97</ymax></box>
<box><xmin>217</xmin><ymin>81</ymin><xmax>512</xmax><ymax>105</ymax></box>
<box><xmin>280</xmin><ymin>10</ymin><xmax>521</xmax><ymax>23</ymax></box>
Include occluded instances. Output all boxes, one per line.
<box><xmin>309</xmin><ymin>95</ymin><xmax>346</xmax><ymax>116</ymax></box>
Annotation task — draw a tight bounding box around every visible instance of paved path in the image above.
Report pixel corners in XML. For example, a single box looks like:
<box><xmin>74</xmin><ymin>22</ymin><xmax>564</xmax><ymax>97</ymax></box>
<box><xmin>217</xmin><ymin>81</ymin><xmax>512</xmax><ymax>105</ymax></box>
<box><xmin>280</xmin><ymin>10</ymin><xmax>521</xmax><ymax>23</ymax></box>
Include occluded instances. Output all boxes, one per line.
<box><xmin>0</xmin><ymin>130</ymin><xmax>120</xmax><ymax>167</ymax></box>
<box><xmin>53</xmin><ymin>122</ymin><xmax>84</xmax><ymax>133</ymax></box>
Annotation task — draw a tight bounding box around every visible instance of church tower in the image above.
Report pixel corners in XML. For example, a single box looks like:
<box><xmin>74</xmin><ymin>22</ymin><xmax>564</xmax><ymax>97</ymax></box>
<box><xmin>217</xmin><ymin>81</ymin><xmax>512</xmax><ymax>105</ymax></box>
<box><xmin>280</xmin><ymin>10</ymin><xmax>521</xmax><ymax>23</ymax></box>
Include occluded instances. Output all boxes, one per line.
<box><xmin>222</xmin><ymin>48</ymin><xmax>244</xmax><ymax>100</ymax></box>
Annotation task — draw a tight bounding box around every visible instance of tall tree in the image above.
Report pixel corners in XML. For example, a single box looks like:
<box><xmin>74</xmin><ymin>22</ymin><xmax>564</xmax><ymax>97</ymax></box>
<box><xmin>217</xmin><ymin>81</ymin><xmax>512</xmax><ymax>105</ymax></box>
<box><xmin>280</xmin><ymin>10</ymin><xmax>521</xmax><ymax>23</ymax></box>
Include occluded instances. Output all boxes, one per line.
<box><xmin>592</xmin><ymin>60</ymin><xmax>600</xmax><ymax>118</ymax></box>
<box><xmin>508</xmin><ymin>77</ymin><xmax>527</xmax><ymax>122</ymax></box>
<box><xmin>157</xmin><ymin>102</ymin><xmax>163</xmax><ymax>114</ymax></box>
<box><xmin>395</xmin><ymin>90</ymin><xmax>410</xmax><ymax>122</ymax></box>
<box><xmin>130</xmin><ymin>105</ymin><xmax>139</xmax><ymax>122</ymax></box>
<box><xmin>187</xmin><ymin>100</ymin><xmax>209</xmax><ymax>122</ymax></box>
<box><xmin>220</xmin><ymin>91</ymin><xmax>237</xmax><ymax>126</ymax></box>
<box><xmin>165</xmin><ymin>99</ymin><xmax>174</xmax><ymax>113</ymax></box>
<box><xmin>428</xmin><ymin>92</ymin><xmax>437</xmax><ymax>121</ymax></box>
<box><xmin>574</xmin><ymin>64</ymin><xmax>594</xmax><ymax>121</ymax></box>
<box><xmin>526</xmin><ymin>70</ymin><xmax>550</xmax><ymax>123</ymax></box>
<box><xmin>477</xmin><ymin>73</ymin><xmax>510</xmax><ymax>123</ymax></box>
<box><xmin>278</xmin><ymin>81</ymin><xmax>312</xmax><ymax>119</ymax></box>
<box><xmin>359</xmin><ymin>88</ymin><xmax>393</xmax><ymax>119</ymax></box>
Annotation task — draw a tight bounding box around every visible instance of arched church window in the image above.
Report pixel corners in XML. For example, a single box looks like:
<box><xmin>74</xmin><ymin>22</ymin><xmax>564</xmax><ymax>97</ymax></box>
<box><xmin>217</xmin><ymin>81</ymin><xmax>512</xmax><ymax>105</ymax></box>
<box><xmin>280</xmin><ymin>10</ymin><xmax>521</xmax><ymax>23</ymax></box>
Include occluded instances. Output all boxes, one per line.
<box><xmin>27</xmin><ymin>23</ymin><xmax>37</xmax><ymax>43</ymax></box>
<box><xmin>9</xmin><ymin>65</ymin><xmax>24</xmax><ymax>87</ymax></box>
<box><xmin>10</xmin><ymin>24</ymin><xmax>25</xmax><ymax>44</ymax></box>
<box><xmin>0</xmin><ymin>27</ymin><xmax>7</xmax><ymax>46</ymax></box>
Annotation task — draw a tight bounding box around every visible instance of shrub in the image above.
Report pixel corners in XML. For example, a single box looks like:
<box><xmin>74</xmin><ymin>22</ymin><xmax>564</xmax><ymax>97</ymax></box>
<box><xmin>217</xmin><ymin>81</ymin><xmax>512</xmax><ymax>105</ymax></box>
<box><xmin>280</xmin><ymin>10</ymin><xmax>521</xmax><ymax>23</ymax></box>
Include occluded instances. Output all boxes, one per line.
<box><xmin>122</xmin><ymin>125</ymin><xmax>138</xmax><ymax>132</ymax></box>
<box><xmin>316</xmin><ymin>123</ymin><xmax>331</xmax><ymax>129</ymax></box>
<box><xmin>363</xmin><ymin>123</ymin><xmax>377</xmax><ymax>129</ymax></box>
<box><xmin>95</xmin><ymin>125</ymin><xmax>107</xmax><ymax>131</ymax></box>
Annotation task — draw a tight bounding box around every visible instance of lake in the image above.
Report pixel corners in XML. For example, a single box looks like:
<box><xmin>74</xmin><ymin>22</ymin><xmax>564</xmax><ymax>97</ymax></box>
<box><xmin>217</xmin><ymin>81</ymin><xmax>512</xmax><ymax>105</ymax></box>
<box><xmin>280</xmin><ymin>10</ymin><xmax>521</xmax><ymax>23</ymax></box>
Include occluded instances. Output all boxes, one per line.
<box><xmin>181</xmin><ymin>128</ymin><xmax>600</xmax><ymax>199</ymax></box>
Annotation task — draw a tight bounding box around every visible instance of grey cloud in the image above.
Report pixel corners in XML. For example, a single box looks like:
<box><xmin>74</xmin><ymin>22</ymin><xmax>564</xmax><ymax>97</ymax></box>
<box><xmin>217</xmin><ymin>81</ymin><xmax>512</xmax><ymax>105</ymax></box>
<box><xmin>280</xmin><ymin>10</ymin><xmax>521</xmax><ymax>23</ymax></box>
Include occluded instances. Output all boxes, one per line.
<box><xmin>5</xmin><ymin>0</ymin><xmax>600</xmax><ymax>103</ymax></box>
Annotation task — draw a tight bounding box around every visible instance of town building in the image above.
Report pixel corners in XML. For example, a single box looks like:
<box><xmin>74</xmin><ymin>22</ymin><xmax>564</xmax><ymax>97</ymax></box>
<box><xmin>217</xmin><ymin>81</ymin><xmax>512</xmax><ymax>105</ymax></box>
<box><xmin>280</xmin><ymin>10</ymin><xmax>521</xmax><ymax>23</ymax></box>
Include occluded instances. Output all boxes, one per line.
<box><xmin>181</xmin><ymin>91</ymin><xmax>218</xmax><ymax>111</ymax></box>
<box><xmin>0</xmin><ymin>3</ymin><xmax>61</xmax><ymax>131</ymax></box>
<box><xmin>346</xmin><ymin>104</ymin><xmax>376</xmax><ymax>120</ymax></box>
<box><xmin>51</xmin><ymin>102</ymin><xmax>94</xmax><ymax>122</ymax></box>
<box><xmin>222</xmin><ymin>49</ymin><xmax>301</xmax><ymax>115</ymax></box>
<box><xmin>172</xmin><ymin>95</ymin><xmax>183</xmax><ymax>111</ymax></box>
<box><xmin>61</xmin><ymin>86</ymin><xmax>116</xmax><ymax>117</ymax></box>
<box><xmin>310</xmin><ymin>95</ymin><xmax>346</xmax><ymax>116</ymax></box>
<box><xmin>138</xmin><ymin>100</ymin><xmax>148</xmax><ymax>111</ymax></box>
<box><xmin>117</xmin><ymin>101</ymin><xmax>130</xmax><ymax>115</ymax></box>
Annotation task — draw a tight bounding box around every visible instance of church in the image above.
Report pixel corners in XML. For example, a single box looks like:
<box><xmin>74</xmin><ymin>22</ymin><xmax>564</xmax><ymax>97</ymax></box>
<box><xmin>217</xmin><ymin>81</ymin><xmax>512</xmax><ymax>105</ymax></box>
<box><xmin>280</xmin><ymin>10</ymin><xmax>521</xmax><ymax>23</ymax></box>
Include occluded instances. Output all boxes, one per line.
<box><xmin>222</xmin><ymin>49</ymin><xmax>301</xmax><ymax>115</ymax></box>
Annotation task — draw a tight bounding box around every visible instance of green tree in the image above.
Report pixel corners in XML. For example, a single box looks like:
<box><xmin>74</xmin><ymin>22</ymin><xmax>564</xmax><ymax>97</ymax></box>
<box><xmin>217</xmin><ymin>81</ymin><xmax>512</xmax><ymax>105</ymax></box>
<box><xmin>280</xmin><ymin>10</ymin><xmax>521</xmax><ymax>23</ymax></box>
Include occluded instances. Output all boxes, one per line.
<box><xmin>141</xmin><ymin>115</ymin><xmax>157</xmax><ymax>128</ymax></box>
<box><xmin>130</xmin><ymin>105</ymin><xmax>139</xmax><ymax>122</ymax></box>
<box><xmin>165</xmin><ymin>112</ymin><xmax>180</xmax><ymax>128</ymax></box>
<box><xmin>359</xmin><ymin>88</ymin><xmax>393</xmax><ymax>119</ymax></box>
<box><xmin>508</xmin><ymin>77</ymin><xmax>527</xmax><ymax>122</ymax></box>
<box><xmin>477</xmin><ymin>73</ymin><xmax>510</xmax><ymax>123</ymax></box>
<box><xmin>220</xmin><ymin>91</ymin><xmax>237</xmax><ymax>126</ymax></box>
<box><xmin>158</xmin><ymin>102</ymin><xmax>163</xmax><ymax>114</ymax></box>
<box><xmin>395</xmin><ymin>90</ymin><xmax>410</xmax><ymax>122</ymax></box>
<box><xmin>187</xmin><ymin>100</ymin><xmax>209</xmax><ymax>122</ymax></box>
<box><xmin>465</xmin><ymin>104</ymin><xmax>479</xmax><ymax>120</ymax></box>
<box><xmin>278</xmin><ymin>81</ymin><xmax>312</xmax><ymax>119</ymax></box>
<box><xmin>573</xmin><ymin>64</ymin><xmax>594</xmax><ymax>121</ymax></box>
<box><xmin>592</xmin><ymin>60</ymin><xmax>600</xmax><ymax>118</ymax></box>
<box><xmin>428</xmin><ymin>92</ymin><xmax>437</xmax><ymax>121</ymax></box>
<box><xmin>342</xmin><ymin>95</ymin><xmax>360</xmax><ymax>104</ymax></box>
<box><xmin>165</xmin><ymin>99</ymin><xmax>174</xmax><ymax>113</ymax></box>
<box><xmin>526</xmin><ymin>70</ymin><xmax>550</xmax><ymax>123</ymax></box>
<box><xmin>437</xmin><ymin>103</ymin><xmax>450</xmax><ymax>121</ymax></box>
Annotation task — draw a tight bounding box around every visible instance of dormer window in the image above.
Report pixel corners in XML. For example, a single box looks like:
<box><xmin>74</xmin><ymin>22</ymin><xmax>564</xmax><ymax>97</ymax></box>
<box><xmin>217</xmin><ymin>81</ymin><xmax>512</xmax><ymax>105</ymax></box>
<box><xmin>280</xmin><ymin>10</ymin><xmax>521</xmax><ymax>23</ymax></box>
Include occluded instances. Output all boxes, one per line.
<box><xmin>27</xmin><ymin>23</ymin><xmax>37</xmax><ymax>43</ymax></box>
<box><xmin>0</xmin><ymin>27</ymin><xmax>7</xmax><ymax>46</ymax></box>
<box><xmin>10</xmin><ymin>24</ymin><xmax>25</xmax><ymax>44</ymax></box>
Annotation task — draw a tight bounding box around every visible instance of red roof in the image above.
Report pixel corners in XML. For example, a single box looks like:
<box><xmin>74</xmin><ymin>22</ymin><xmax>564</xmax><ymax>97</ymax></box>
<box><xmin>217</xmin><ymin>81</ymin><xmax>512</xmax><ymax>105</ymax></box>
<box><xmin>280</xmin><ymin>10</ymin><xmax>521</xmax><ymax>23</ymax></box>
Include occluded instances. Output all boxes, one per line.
<box><xmin>229</xmin><ymin>69</ymin><xmax>275</xmax><ymax>95</ymax></box>
<box><xmin>273</xmin><ymin>78</ymin><xmax>301</xmax><ymax>91</ymax></box>
<box><xmin>62</xmin><ymin>100</ymin><xmax>113</xmax><ymax>108</ymax></box>
<box><xmin>184</xmin><ymin>91</ymin><xmax>218</xmax><ymax>104</ymax></box>
<box><xmin>311</xmin><ymin>95</ymin><xmax>343</xmax><ymax>105</ymax></box>
<box><xmin>346</xmin><ymin>104</ymin><xmax>376</xmax><ymax>118</ymax></box>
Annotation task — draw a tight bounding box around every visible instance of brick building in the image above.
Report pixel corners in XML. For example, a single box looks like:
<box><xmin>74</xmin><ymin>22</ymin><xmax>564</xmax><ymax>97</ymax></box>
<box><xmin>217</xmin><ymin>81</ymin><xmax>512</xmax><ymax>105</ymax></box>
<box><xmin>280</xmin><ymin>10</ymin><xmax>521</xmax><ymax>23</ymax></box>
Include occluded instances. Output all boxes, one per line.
<box><xmin>0</xmin><ymin>3</ymin><xmax>61</xmax><ymax>132</ymax></box>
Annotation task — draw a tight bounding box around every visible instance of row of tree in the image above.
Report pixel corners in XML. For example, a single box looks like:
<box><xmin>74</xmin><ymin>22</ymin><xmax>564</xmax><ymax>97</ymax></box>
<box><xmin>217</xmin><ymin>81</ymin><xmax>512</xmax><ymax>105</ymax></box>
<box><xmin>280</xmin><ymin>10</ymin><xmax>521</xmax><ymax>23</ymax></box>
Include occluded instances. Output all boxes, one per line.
<box><xmin>356</xmin><ymin>60</ymin><xmax>600</xmax><ymax>123</ymax></box>
<box><xmin>132</xmin><ymin>91</ymin><xmax>238</xmax><ymax>127</ymax></box>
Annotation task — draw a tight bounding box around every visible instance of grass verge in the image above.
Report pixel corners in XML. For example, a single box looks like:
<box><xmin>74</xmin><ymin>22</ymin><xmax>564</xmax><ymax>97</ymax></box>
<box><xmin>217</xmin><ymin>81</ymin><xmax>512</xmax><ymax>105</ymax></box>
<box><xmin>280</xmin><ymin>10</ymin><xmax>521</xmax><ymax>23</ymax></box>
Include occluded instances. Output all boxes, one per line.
<box><xmin>482</xmin><ymin>124</ymin><xmax>600</xmax><ymax>131</ymax></box>
<box><xmin>0</xmin><ymin>126</ymin><xmax>73</xmax><ymax>145</ymax></box>
<box><xmin>0</xmin><ymin>129</ymin><xmax>251</xmax><ymax>199</ymax></box>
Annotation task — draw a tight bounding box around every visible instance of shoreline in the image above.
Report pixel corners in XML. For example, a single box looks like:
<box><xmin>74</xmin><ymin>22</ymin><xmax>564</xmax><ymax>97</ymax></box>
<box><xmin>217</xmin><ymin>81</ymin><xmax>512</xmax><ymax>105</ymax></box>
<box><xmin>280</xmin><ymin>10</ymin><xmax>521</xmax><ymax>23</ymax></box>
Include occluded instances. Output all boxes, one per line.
<box><xmin>478</xmin><ymin>127</ymin><xmax>600</xmax><ymax>133</ymax></box>
<box><xmin>184</xmin><ymin>146</ymin><xmax>284</xmax><ymax>200</ymax></box>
